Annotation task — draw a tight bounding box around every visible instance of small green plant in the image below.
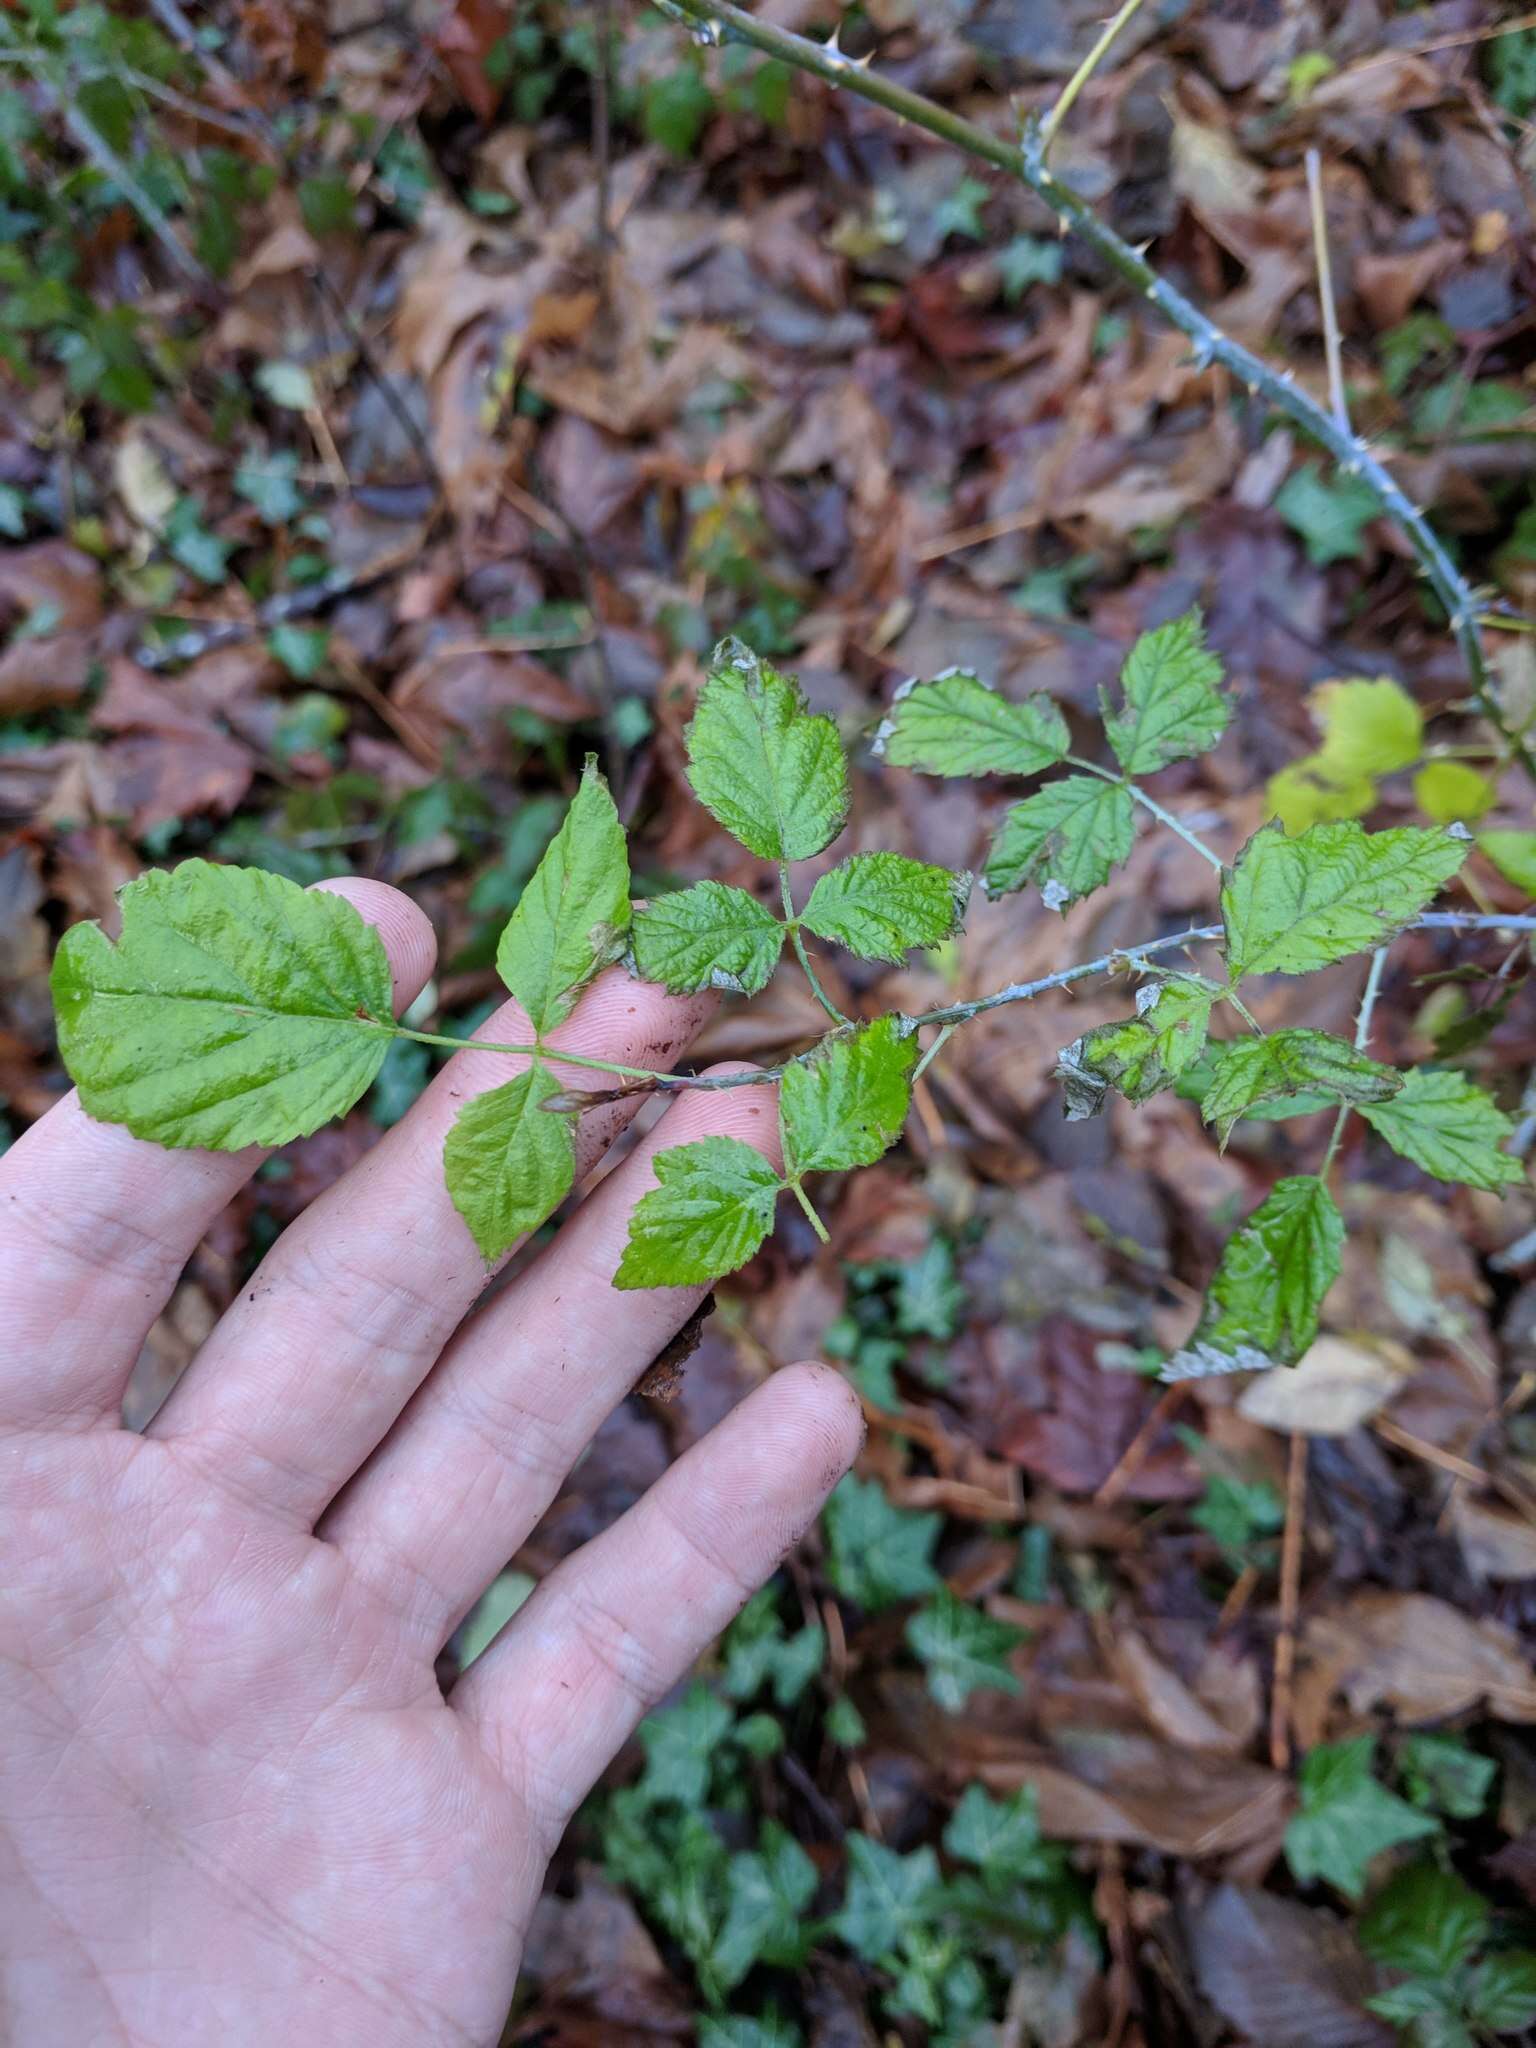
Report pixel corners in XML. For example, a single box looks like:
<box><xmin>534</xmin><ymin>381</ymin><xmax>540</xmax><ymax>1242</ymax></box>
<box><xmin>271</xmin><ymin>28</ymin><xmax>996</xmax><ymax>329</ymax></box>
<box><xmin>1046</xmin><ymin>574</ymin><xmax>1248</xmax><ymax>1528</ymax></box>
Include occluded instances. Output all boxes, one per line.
<box><xmin>1362</xmin><ymin>1858</ymin><xmax>1536</xmax><ymax>2046</ymax></box>
<box><xmin>49</xmin><ymin>622</ymin><xmax>1529</xmax><ymax>1379</ymax></box>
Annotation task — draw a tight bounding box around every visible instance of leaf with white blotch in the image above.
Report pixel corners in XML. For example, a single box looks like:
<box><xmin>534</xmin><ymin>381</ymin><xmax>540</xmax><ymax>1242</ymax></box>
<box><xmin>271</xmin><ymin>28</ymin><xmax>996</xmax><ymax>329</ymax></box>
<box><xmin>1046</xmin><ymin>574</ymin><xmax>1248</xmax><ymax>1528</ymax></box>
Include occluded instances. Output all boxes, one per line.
<box><xmin>1362</xmin><ymin>1068</ymin><xmax>1525</xmax><ymax>1192</ymax></box>
<box><xmin>801</xmin><ymin>853</ymin><xmax>968</xmax><ymax>963</ymax></box>
<box><xmin>631</xmin><ymin>881</ymin><xmax>784</xmax><ymax>995</ymax></box>
<box><xmin>1200</xmin><ymin>1029</ymin><xmax>1402</xmax><ymax>1146</ymax></box>
<box><xmin>1222</xmin><ymin>820</ymin><xmax>1468</xmax><ymax>981</ymax></box>
<box><xmin>875</xmin><ymin>668</ymin><xmax>1068</xmax><ymax>779</ymax></box>
<box><xmin>781</xmin><ymin>1015</ymin><xmax>917</xmax><ymax>1179</ymax></box>
<box><xmin>1057</xmin><ymin>977</ymin><xmax>1217</xmax><ymax>1117</ymax></box>
<box><xmin>443</xmin><ymin>1063</ymin><xmax>576</xmax><ymax>1262</ymax></box>
<box><xmin>51</xmin><ymin>859</ymin><xmax>394</xmax><ymax>1150</ymax></box>
<box><xmin>496</xmin><ymin>757</ymin><xmax>630</xmax><ymax>1034</ymax></box>
<box><xmin>685</xmin><ymin>638</ymin><xmax>848</xmax><ymax>862</ymax></box>
<box><xmin>1166</xmin><ymin>1175</ymin><xmax>1343</xmax><ymax>1379</ymax></box>
<box><xmin>1102</xmin><ymin>608</ymin><xmax>1227</xmax><ymax>775</ymax></box>
<box><xmin>616</xmin><ymin>1135</ymin><xmax>783</xmax><ymax>1289</ymax></box>
<box><xmin>984</xmin><ymin>774</ymin><xmax>1135</xmax><ymax>908</ymax></box>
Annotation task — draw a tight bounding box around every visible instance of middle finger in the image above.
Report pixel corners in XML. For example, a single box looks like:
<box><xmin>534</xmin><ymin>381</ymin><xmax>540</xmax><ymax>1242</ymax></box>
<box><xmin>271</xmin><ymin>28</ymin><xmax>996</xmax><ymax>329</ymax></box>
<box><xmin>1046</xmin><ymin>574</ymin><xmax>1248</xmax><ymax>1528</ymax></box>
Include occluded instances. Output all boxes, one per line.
<box><xmin>149</xmin><ymin>969</ymin><xmax>712</xmax><ymax>1524</ymax></box>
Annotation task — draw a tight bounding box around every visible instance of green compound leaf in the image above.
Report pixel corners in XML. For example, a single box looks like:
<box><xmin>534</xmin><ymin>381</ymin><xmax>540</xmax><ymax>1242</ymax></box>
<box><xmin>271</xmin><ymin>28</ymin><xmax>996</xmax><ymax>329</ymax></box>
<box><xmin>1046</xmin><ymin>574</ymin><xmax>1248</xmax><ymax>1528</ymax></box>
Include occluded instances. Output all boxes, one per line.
<box><xmin>443</xmin><ymin>1062</ymin><xmax>576</xmax><ymax>1263</ymax></box>
<box><xmin>710</xmin><ymin>1823</ymin><xmax>818</xmax><ymax>1990</ymax></box>
<box><xmin>1222</xmin><ymin>820</ymin><xmax>1468</xmax><ymax>980</ymax></box>
<box><xmin>1285</xmin><ymin>1736</ymin><xmax>1439</xmax><ymax>1902</ymax></box>
<box><xmin>616</xmin><ymin>1134</ymin><xmax>782</xmax><ymax>1290</ymax></box>
<box><xmin>781</xmin><ymin>1014</ymin><xmax>917</xmax><ymax>1178</ymax></box>
<box><xmin>1359</xmin><ymin>1859</ymin><xmax>1489</xmax><ymax>1979</ymax></box>
<box><xmin>496</xmin><ymin>757</ymin><xmax>630</xmax><ymax>1034</ymax></box>
<box><xmin>1361</xmin><ymin>1067</ymin><xmax>1524</xmax><ymax>1192</ymax></box>
<box><xmin>905</xmin><ymin>1588</ymin><xmax>1024</xmax><ymax>1712</ymax></box>
<box><xmin>686</xmin><ymin>637</ymin><xmax>848</xmax><ymax>862</ymax></box>
<box><xmin>1056</xmin><ymin>977</ymin><xmax>1217</xmax><ymax>1116</ymax></box>
<box><xmin>1167</xmin><ymin>1174</ymin><xmax>1343</xmax><ymax>1378</ymax></box>
<box><xmin>801</xmin><ymin>852</ymin><xmax>969</xmax><ymax>963</ymax></box>
<box><xmin>1469</xmin><ymin>1953</ymin><xmax>1536</xmax><ymax>2034</ymax></box>
<box><xmin>1102</xmin><ymin>608</ymin><xmax>1227</xmax><ymax>775</ymax></box>
<box><xmin>1199</xmin><ymin>1028</ymin><xmax>1402</xmax><ymax>1146</ymax></box>
<box><xmin>875</xmin><ymin>667</ymin><xmax>1069</xmax><ymax>779</ymax></box>
<box><xmin>832</xmin><ymin>1834</ymin><xmax>945</xmax><ymax>1963</ymax></box>
<box><xmin>823</xmin><ymin>1471</ymin><xmax>942</xmax><ymax>1611</ymax></box>
<box><xmin>631</xmin><ymin>880</ymin><xmax>784</xmax><ymax>995</ymax></box>
<box><xmin>52</xmin><ymin>859</ymin><xmax>395</xmax><ymax>1150</ymax></box>
<box><xmin>984</xmin><ymin>774</ymin><xmax>1135</xmax><ymax>909</ymax></box>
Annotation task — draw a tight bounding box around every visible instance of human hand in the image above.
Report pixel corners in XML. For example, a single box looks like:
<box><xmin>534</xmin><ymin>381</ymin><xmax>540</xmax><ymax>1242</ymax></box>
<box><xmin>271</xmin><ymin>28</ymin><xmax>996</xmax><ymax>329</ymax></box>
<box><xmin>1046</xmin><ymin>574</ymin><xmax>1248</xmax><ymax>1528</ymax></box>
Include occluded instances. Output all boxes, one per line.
<box><xmin>0</xmin><ymin>877</ymin><xmax>861</xmax><ymax>2047</ymax></box>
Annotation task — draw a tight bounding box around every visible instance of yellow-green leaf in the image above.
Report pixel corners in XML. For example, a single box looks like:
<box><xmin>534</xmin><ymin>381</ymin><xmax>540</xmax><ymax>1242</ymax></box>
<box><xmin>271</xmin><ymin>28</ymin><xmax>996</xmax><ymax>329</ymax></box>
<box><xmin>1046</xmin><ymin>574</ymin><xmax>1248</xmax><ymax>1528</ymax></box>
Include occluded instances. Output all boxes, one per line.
<box><xmin>443</xmin><ymin>1062</ymin><xmax>577</xmax><ymax>1261</ymax></box>
<box><xmin>686</xmin><ymin>639</ymin><xmax>848</xmax><ymax>862</ymax></box>
<box><xmin>496</xmin><ymin>758</ymin><xmax>630</xmax><ymax>1034</ymax></box>
<box><xmin>1414</xmin><ymin>760</ymin><xmax>1495</xmax><ymax>825</ymax></box>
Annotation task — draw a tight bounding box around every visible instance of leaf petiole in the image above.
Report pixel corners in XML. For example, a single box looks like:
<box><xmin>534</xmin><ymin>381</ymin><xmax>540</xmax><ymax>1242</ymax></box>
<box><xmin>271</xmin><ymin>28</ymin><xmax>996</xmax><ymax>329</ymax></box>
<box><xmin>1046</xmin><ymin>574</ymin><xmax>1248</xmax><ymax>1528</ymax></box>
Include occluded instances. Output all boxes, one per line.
<box><xmin>787</xmin><ymin>1176</ymin><xmax>832</xmax><ymax>1244</ymax></box>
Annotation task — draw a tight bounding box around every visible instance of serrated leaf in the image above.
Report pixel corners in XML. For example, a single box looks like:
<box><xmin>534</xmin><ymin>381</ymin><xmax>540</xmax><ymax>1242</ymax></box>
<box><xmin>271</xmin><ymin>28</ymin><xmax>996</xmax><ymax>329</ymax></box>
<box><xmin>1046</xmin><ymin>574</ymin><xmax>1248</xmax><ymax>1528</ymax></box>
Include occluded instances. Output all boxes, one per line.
<box><xmin>780</xmin><ymin>1015</ymin><xmax>916</xmax><ymax>1178</ymax></box>
<box><xmin>1361</xmin><ymin>1068</ymin><xmax>1524</xmax><ymax>1191</ymax></box>
<box><xmin>1414</xmin><ymin>759</ymin><xmax>1494</xmax><ymax>825</ymax></box>
<box><xmin>631</xmin><ymin>880</ymin><xmax>784</xmax><ymax>994</ymax></box>
<box><xmin>1200</xmin><ymin>1029</ymin><xmax>1401</xmax><ymax>1145</ymax></box>
<box><xmin>1284</xmin><ymin>1736</ymin><xmax>1440</xmax><ymax>1901</ymax></box>
<box><xmin>1102</xmin><ymin>608</ymin><xmax>1227</xmax><ymax>774</ymax></box>
<box><xmin>876</xmin><ymin>668</ymin><xmax>1068</xmax><ymax>779</ymax></box>
<box><xmin>1267</xmin><ymin>677</ymin><xmax>1424</xmax><ymax>837</ymax></box>
<box><xmin>1167</xmin><ymin>1175</ymin><xmax>1343</xmax><ymax>1378</ymax></box>
<box><xmin>984</xmin><ymin>774</ymin><xmax>1135</xmax><ymax>908</ymax></box>
<box><xmin>496</xmin><ymin>758</ymin><xmax>630</xmax><ymax>1034</ymax></box>
<box><xmin>443</xmin><ymin>1062</ymin><xmax>576</xmax><ymax>1262</ymax></box>
<box><xmin>52</xmin><ymin>860</ymin><xmax>394</xmax><ymax>1149</ymax></box>
<box><xmin>1479</xmin><ymin>827</ymin><xmax>1536</xmax><ymax>896</ymax></box>
<box><xmin>1057</xmin><ymin>978</ymin><xmax>1216</xmax><ymax>1116</ymax></box>
<box><xmin>1469</xmin><ymin>1952</ymin><xmax>1536</xmax><ymax>2032</ymax></box>
<box><xmin>823</xmin><ymin>1472</ymin><xmax>942</xmax><ymax>1611</ymax></box>
<box><xmin>1359</xmin><ymin>1859</ymin><xmax>1488</xmax><ymax>1977</ymax></box>
<box><xmin>1222</xmin><ymin>820</ymin><xmax>1467</xmax><ymax>980</ymax></box>
<box><xmin>905</xmin><ymin>1588</ymin><xmax>1024</xmax><ymax>1712</ymax></box>
<box><xmin>832</xmin><ymin>1835</ymin><xmax>944</xmax><ymax>1963</ymax></box>
<box><xmin>711</xmin><ymin>1823</ymin><xmax>818</xmax><ymax>1989</ymax></box>
<box><xmin>801</xmin><ymin>853</ymin><xmax>968</xmax><ymax>963</ymax></box>
<box><xmin>686</xmin><ymin>638</ymin><xmax>848</xmax><ymax>862</ymax></box>
<box><xmin>616</xmin><ymin>1134</ymin><xmax>782</xmax><ymax>1289</ymax></box>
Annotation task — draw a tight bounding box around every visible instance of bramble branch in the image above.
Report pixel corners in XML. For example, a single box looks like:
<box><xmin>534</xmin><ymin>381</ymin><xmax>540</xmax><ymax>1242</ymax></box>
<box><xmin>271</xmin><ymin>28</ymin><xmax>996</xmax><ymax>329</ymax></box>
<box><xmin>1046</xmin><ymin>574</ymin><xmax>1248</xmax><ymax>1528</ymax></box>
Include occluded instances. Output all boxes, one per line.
<box><xmin>662</xmin><ymin>0</ymin><xmax>1536</xmax><ymax>783</ymax></box>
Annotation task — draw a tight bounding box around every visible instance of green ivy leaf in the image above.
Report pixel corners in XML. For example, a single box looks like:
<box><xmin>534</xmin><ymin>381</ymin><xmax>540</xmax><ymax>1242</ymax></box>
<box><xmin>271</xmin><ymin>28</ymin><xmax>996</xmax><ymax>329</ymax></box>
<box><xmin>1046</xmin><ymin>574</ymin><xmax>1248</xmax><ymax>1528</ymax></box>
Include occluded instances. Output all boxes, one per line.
<box><xmin>1284</xmin><ymin>1736</ymin><xmax>1440</xmax><ymax>1901</ymax></box>
<box><xmin>52</xmin><ymin>860</ymin><xmax>395</xmax><ymax>1150</ymax></box>
<box><xmin>1168</xmin><ymin>1175</ymin><xmax>1343</xmax><ymax>1377</ymax></box>
<box><xmin>905</xmin><ymin>1588</ymin><xmax>1024</xmax><ymax>1712</ymax></box>
<box><xmin>1361</xmin><ymin>1068</ymin><xmax>1524</xmax><ymax>1192</ymax></box>
<box><xmin>1102</xmin><ymin>608</ymin><xmax>1227</xmax><ymax>775</ymax></box>
<box><xmin>943</xmin><ymin>1784</ymin><xmax>1064</xmax><ymax>1887</ymax></box>
<box><xmin>1276</xmin><ymin>461</ymin><xmax>1380</xmax><ymax>566</ymax></box>
<box><xmin>686</xmin><ymin>638</ymin><xmax>848</xmax><ymax>862</ymax></box>
<box><xmin>984</xmin><ymin>774</ymin><xmax>1135</xmax><ymax>908</ymax></box>
<box><xmin>723</xmin><ymin>1588</ymin><xmax>824</xmax><ymax>1707</ymax></box>
<box><xmin>1468</xmin><ymin>1952</ymin><xmax>1536</xmax><ymax>2033</ymax></box>
<box><xmin>823</xmin><ymin>1472</ymin><xmax>942</xmax><ymax>1611</ymax></box>
<box><xmin>638</xmin><ymin>1682</ymin><xmax>736</xmax><ymax>1805</ymax></box>
<box><xmin>1480</xmin><ymin>827</ymin><xmax>1536</xmax><ymax>895</ymax></box>
<box><xmin>496</xmin><ymin>757</ymin><xmax>630</xmax><ymax>1034</ymax></box>
<box><xmin>781</xmin><ymin>1015</ymin><xmax>917</xmax><ymax>1178</ymax></box>
<box><xmin>710</xmin><ymin>1823</ymin><xmax>818</xmax><ymax>1989</ymax></box>
<box><xmin>631</xmin><ymin>880</ymin><xmax>784</xmax><ymax>995</ymax></box>
<box><xmin>1057</xmin><ymin>978</ymin><xmax>1216</xmax><ymax>1115</ymax></box>
<box><xmin>832</xmin><ymin>1834</ymin><xmax>945</xmax><ymax>1963</ymax></box>
<box><xmin>1199</xmin><ymin>1029</ymin><xmax>1402</xmax><ymax>1145</ymax></box>
<box><xmin>615</xmin><ymin>1135</ymin><xmax>782</xmax><ymax>1290</ymax></box>
<box><xmin>1222</xmin><ymin>820</ymin><xmax>1468</xmax><ymax>980</ymax></box>
<box><xmin>876</xmin><ymin>668</ymin><xmax>1069</xmax><ymax>779</ymax></box>
<box><xmin>801</xmin><ymin>852</ymin><xmax>968</xmax><ymax>963</ymax></box>
<box><xmin>1359</xmin><ymin>1859</ymin><xmax>1489</xmax><ymax>1978</ymax></box>
<box><xmin>1398</xmin><ymin>1732</ymin><xmax>1497</xmax><ymax>1820</ymax></box>
<box><xmin>442</xmin><ymin>1063</ymin><xmax>576</xmax><ymax>1262</ymax></box>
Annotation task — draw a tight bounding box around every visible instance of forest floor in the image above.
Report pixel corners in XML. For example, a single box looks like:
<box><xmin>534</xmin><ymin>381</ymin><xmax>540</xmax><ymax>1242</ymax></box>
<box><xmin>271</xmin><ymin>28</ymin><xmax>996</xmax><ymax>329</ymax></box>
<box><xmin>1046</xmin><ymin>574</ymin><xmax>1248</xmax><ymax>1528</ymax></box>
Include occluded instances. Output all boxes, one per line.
<box><xmin>5</xmin><ymin>1</ymin><xmax>1536</xmax><ymax>2043</ymax></box>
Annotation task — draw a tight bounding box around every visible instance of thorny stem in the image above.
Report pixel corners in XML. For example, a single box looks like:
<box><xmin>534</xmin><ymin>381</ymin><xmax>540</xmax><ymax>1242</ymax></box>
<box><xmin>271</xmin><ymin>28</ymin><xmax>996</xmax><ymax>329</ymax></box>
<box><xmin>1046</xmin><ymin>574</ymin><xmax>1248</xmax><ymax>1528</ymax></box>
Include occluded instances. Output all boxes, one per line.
<box><xmin>1304</xmin><ymin>148</ymin><xmax>1350</xmax><ymax>436</ymax></box>
<box><xmin>1067</xmin><ymin>755</ymin><xmax>1226</xmax><ymax>872</ymax></box>
<box><xmin>663</xmin><ymin>0</ymin><xmax>1536</xmax><ymax>784</ymax></box>
<box><xmin>1321</xmin><ymin>944</ymin><xmax>1390</xmax><ymax>1179</ymax></box>
<box><xmin>1036</xmin><ymin>0</ymin><xmax>1148</xmax><ymax>161</ymax></box>
<box><xmin>782</xmin><ymin>862</ymin><xmax>850</xmax><ymax>1024</ymax></box>
<box><xmin>383</xmin><ymin>910</ymin><xmax>1532</xmax><ymax>1101</ymax></box>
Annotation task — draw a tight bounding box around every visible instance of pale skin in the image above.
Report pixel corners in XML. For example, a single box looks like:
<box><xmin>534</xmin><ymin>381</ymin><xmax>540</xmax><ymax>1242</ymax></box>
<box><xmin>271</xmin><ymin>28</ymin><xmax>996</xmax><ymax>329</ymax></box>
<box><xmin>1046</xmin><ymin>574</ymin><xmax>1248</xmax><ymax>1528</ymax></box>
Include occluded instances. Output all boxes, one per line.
<box><xmin>0</xmin><ymin>876</ymin><xmax>864</xmax><ymax>2047</ymax></box>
